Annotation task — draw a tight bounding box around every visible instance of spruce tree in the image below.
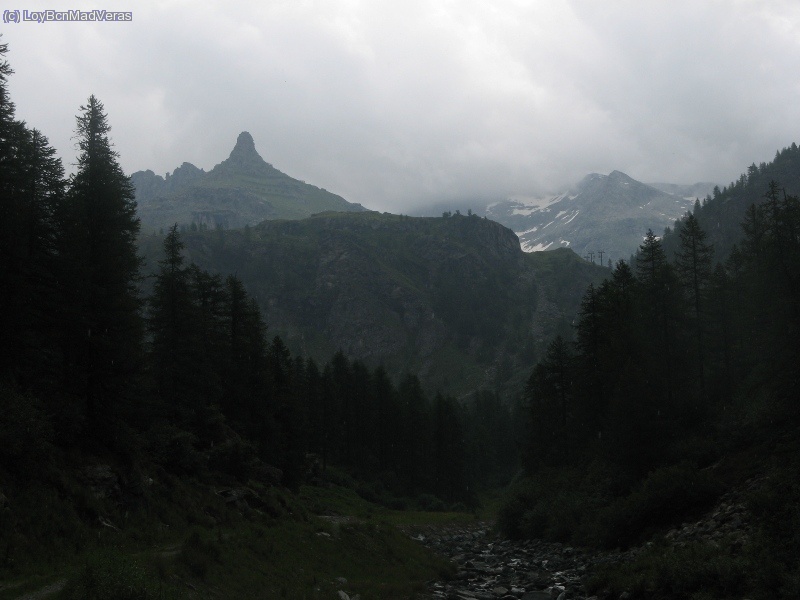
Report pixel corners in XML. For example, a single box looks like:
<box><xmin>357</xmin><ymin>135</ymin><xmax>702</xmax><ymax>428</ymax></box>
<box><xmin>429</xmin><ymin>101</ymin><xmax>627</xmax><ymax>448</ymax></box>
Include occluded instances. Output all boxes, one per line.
<box><xmin>148</xmin><ymin>224</ymin><xmax>197</xmax><ymax>420</ymax></box>
<box><xmin>59</xmin><ymin>95</ymin><xmax>143</xmax><ymax>432</ymax></box>
<box><xmin>524</xmin><ymin>335</ymin><xmax>574</xmax><ymax>468</ymax></box>
<box><xmin>0</xmin><ymin>42</ymin><xmax>65</xmax><ymax>386</ymax></box>
<box><xmin>674</xmin><ymin>213</ymin><xmax>714</xmax><ymax>398</ymax></box>
<box><xmin>432</xmin><ymin>393</ymin><xmax>467</xmax><ymax>503</ymax></box>
<box><xmin>635</xmin><ymin>229</ymin><xmax>681</xmax><ymax>411</ymax></box>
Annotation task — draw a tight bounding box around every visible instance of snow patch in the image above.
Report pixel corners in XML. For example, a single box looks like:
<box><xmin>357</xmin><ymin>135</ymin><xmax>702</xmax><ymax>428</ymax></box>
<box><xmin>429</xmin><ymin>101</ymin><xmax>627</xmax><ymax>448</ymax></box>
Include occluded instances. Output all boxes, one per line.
<box><xmin>564</xmin><ymin>211</ymin><xmax>580</xmax><ymax>224</ymax></box>
<box><xmin>506</xmin><ymin>193</ymin><xmax>563</xmax><ymax>212</ymax></box>
<box><xmin>512</xmin><ymin>206</ymin><xmax>545</xmax><ymax>216</ymax></box>
<box><xmin>514</xmin><ymin>226</ymin><xmax>539</xmax><ymax>236</ymax></box>
<box><xmin>522</xmin><ymin>240</ymin><xmax>554</xmax><ymax>252</ymax></box>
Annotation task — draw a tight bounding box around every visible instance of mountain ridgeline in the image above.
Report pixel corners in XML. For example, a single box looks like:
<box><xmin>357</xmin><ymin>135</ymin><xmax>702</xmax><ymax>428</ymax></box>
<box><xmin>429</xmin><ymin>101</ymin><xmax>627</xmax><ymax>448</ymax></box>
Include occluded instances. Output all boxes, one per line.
<box><xmin>140</xmin><ymin>211</ymin><xmax>608</xmax><ymax>397</ymax></box>
<box><xmin>132</xmin><ymin>131</ymin><xmax>366</xmax><ymax>232</ymax></box>
<box><xmin>484</xmin><ymin>171</ymin><xmax>708</xmax><ymax>261</ymax></box>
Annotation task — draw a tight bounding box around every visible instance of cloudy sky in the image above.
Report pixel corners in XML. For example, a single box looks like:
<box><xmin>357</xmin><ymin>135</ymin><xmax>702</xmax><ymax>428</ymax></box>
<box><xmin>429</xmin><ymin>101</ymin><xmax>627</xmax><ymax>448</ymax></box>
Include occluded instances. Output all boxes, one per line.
<box><xmin>4</xmin><ymin>0</ymin><xmax>800</xmax><ymax>212</ymax></box>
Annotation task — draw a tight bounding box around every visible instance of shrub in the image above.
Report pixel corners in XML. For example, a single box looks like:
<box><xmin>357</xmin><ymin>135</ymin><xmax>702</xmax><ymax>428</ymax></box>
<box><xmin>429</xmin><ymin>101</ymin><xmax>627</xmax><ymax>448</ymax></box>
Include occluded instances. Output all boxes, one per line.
<box><xmin>586</xmin><ymin>541</ymin><xmax>749</xmax><ymax>599</ymax></box>
<box><xmin>208</xmin><ymin>438</ymin><xmax>256</xmax><ymax>483</ymax></box>
<box><xmin>0</xmin><ymin>386</ymin><xmax>54</xmax><ymax>477</ymax></box>
<box><xmin>415</xmin><ymin>494</ymin><xmax>446</xmax><ymax>512</ymax></box>
<box><xmin>590</xmin><ymin>462</ymin><xmax>723</xmax><ymax>548</ymax></box>
<box><xmin>747</xmin><ymin>463</ymin><xmax>800</xmax><ymax>597</ymax></box>
<box><xmin>145</xmin><ymin>423</ymin><xmax>203</xmax><ymax>476</ymax></box>
<box><xmin>60</xmin><ymin>553</ymin><xmax>160</xmax><ymax>600</ymax></box>
<box><xmin>178</xmin><ymin>529</ymin><xmax>221</xmax><ymax>580</ymax></box>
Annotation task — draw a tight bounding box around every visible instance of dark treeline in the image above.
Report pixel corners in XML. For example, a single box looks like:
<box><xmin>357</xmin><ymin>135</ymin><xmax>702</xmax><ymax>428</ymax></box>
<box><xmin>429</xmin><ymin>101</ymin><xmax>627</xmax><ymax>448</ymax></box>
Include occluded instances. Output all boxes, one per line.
<box><xmin>662</xmin><ymin>143</ymin><xmax>800</xmax><ymax>261</ymax></box>
<box><xmin>522</xmin><ymin>183</ymin><xmax>799</xmax><ymax>482</ymax></box>
<box><xmin>142</xmin><ymin>222</ymin><xmax>507</xmax><ymax>505</ymax></box>
<box><xmin>0</xmin><ymin>40</ymin><xmax>516</xmax><ymax>514</ymax></box>
<box><xmin>503</xmin><ymin>168</ymin><xmax>800</xmax><ymax>595</ymax></box>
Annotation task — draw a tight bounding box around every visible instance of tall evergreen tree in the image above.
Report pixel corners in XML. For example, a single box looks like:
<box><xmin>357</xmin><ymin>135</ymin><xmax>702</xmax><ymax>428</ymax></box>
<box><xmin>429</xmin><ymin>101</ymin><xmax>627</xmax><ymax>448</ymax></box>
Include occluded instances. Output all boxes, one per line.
<box><xmin>224</xmin><ymin>275</ymin><xmax>267</xmax><ymax>423</ymax></box>
<box><xmin>432</xmin><ymin>393</ymin><xmax>468</xmax><ymax>503</ymax></box>
<box><xmin>674</xmin><ymin>213</ymin><xmax>714</xmax><ymax>398</ymax></box>
<box><xmin>635</xmin><ymin>230</ymin><xmax>681</xmax><ymax>411</ymax></box>
<box><xmin>524</xmin><ymin>336</ymin><xmax>574</xmax><ymax>468</ymax></box>
<box><xmin>574</xmin><ymin>284</ymin><xmax>606</xmax><ymax>438</ymax></box>
<box><xmin>148</xmin><ymin>224</ymin><xmax>198</xmax><ymax>420</ymax></box>
<box><xmin>58</xmin><ymin>95</ymin><xmax>143</xmax><ymax>432</ymax></box>
<box><xmin>0</xmin><ymin>42</ymin><xmax>65</xmax><ymax>388</ymax></box>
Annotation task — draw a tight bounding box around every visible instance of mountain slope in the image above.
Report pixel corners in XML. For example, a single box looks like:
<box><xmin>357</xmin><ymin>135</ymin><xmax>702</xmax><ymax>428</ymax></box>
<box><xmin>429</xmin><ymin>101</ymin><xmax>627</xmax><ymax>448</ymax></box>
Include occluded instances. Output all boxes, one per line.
<box><xmin>486</xmin><ymin>171</ymin><xmax>702</xmax><ymax>263</ymax></box>
<box><xmin>662</xmin><ymin>142</ymin><xmax>800</xmax><ymax>260</ymax></box>
<box><xmin>140</xmin><ymin>212</ymin><xmax>607</xmax><ymax>397</ymax></box>
<box><xmin>132</xmin><ymin>132</ymin><xmax>365</xmax><ymax>232</ymax></box>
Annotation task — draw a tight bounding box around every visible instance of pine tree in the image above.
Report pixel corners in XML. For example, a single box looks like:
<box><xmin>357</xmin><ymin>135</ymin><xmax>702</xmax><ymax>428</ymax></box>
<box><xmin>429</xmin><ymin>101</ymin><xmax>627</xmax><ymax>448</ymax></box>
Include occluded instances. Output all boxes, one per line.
<box><xmin>635</xmin><ymin>229</ymin><xmax>681</xmax><ymax>411</ymax></box>
<box><xmin>574</xmin><ymin>284</ymin><xmax>605</xmax><ymax>437</ymax></box>
<box><xmin>524</xmin><ymin>335</ymin><xmax>574</xmax><ymax>468</ymax></box>
<box><xmin>58</xmin><ymin>95</ymin><xmax>143</xmax><ymax>432</ymax></box>
<box><xmin>674</xmin><ymin>214</ymin><xmax>714</xmax><ymax>398</ymax></box>
<box><xmin>148</xmin><ymin>224</ymin><xmax>198</xmax><ymax>420</ymax></box>
<box><xmin>397</xmin><ymin>373</ymin><xmax>431</xmax><ymax>492</ymax></box>
<box><xmin>432</xmin><ymin>393</ymin><xmax>467</xmax><ymax>502</ymax></box>
<box><xmin>0</xmin><ymin>42</ymin><xmax>65</xmax><ymax>387</ymax></box>
<box><xmin>371</xmin><ymin>365</ymin><xmax>400</xmax><ymax>474</ymax></box>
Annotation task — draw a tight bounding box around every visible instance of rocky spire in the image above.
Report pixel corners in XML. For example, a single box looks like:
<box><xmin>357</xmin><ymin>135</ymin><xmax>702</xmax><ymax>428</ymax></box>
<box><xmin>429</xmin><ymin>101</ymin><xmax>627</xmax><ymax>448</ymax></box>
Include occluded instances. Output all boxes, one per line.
<box><xmin>214</xmin><ymin>131</ymin><xmax>272</xmax><ymax>177</ymax></box>
<box><xmin>229</xmin><ymin>131</ymin><xmax>257</xmax><ymax>160</ymax></box>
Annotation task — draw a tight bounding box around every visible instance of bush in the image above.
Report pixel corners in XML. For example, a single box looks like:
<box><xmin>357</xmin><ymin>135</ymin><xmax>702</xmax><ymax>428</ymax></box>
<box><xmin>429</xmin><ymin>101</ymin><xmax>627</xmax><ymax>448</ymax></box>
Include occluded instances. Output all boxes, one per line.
<box><xmin>497</xmin><ymin>477</ymin><xmax>533</xmax><ymax>539</ymax></box>
<box><xmin>414</xmin><ymin>494</ymin><xmax>446</xmax><ymax>512</ymax></box>
<box><xmin>145</xmin><ymin>423</ymin><xmax>203</xmax><ymax>476</ymax></box>
<box><xmin>0</xmin><ymin>386</ymin><xmax>54</xmax><ymax>477</ymax></box>
<box><xmin>208</xmin><ymin>438</ymin><xmax>256</xmax><ymax>483</ymax></box>
<box><xmin>497</xmin><ymin>465</ymin><xmax>616</xmax><ymax>543</ymax></box>
<box><xmin>586</xmin><ymin>541</ymin><xmax>749</xmax><ymax>599</ymax></box>
<box><xmin>60</xmin><ymin>553</ymin><xmax>161</xmax><ymax>600</ymax></box>
<box><xmin>178</xmin><ymin>529</ymin><xmax>221</xmax><ymax>580</ymax></box>
<box><xmin>589</xmin><ymin>462</ymin><xmax>723</xmax><ymax>548</ymax></box>
<box><xmin>747</xmin><ymin>462</ymin><xmax>800</xmax><ymax>597</ymax></box>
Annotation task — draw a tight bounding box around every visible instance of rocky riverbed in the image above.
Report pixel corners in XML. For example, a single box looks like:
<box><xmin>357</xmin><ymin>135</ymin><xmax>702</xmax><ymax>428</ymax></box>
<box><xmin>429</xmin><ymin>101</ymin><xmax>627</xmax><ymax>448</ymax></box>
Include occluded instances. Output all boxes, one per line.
<box><xmin>403</xmin><ymin>523</ymin><xmax>619</xmax><ymax>600</ymax></box>
<box><xmin>402</xmin><ymin>477</ymin><xmax>760</xmax><ymax>600</ymax></box>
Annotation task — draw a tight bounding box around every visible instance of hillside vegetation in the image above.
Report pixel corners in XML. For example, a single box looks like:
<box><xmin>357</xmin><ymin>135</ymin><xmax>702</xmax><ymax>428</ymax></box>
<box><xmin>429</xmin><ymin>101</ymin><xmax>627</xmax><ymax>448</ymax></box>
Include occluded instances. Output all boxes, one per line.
<box><xmin>140</xmin><ymin>211</ymin><xmax>608</xmax><ymax>397</ymax></box>
<box><xmin>502</xmin><ymin>162</ymin><xmax>800</xmax><ymax>597</ymax></box>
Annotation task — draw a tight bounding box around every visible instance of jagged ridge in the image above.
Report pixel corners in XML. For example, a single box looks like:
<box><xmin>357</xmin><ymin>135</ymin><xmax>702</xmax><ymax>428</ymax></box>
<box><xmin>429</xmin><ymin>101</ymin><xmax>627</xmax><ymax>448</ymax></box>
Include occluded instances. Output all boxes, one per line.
<box><xmin>132</xmin><ymin>132</ymin><xmax>365</xmax><ymax>231</ymax></box>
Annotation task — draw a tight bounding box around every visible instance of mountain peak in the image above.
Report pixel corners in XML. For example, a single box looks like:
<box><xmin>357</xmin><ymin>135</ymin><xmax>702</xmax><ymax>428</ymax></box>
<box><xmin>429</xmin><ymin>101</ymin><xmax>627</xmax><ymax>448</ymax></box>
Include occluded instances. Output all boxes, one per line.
<box><xmin>230</xmin><ymin>131</ymin><xmax>258</xmax><ymax>160</ymax></box>
<box><xmin>608</xmin><ymin>170</ymin><xmax>636</xmax><ymax>184</ymax></box>
<box><xmin>213</xmin><ymin>130</ymin><xmax>273</xmax><ymax>177</ymax></box>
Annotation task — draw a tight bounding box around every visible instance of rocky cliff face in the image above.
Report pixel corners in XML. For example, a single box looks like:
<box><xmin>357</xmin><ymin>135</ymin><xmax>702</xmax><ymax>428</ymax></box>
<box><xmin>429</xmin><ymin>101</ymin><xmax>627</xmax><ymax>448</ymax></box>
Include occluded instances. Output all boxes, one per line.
<box><xmin>141</xmin><ymin>212</ymin><xmax>607</xmax><ymax>397</ymax></box>
<box><xmin>132</xmin><ymin>132</ymin><xmax>365</xmax><ymax>232</ymax></box>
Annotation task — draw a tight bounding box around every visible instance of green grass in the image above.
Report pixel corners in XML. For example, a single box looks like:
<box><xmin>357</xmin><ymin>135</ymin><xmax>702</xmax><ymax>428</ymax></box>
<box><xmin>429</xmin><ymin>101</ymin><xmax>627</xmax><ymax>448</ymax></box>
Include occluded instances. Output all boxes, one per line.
<box><xmin>298</xmin><ymin>481</ymin><xmax>478</xmax><ymax>527</ymax></box>
<box><xmin>0</xmin><ymin>473</ymin><xmax>465</xmax><ymax>600</ymax></box>
<box><xmin>196</xmin><ymin>519</ymin><xmax>453</xmax><ymax>599</ymax></box>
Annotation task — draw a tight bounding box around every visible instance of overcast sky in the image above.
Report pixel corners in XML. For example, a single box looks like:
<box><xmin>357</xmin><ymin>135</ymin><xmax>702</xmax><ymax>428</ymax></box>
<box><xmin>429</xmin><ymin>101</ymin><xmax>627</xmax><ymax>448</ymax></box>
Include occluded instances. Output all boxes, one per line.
<box><xmin>4</xmin><ymin>0</ymin><xmax>800</xmax><ymax>212</ymax></box>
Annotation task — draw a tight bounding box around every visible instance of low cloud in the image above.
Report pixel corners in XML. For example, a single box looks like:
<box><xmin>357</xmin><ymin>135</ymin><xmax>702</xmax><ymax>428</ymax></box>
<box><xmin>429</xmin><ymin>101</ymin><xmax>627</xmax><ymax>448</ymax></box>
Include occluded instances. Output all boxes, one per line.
<box><xmin>6</xmin><ymin>0</ymin><xmax>800</xmax><ymax>212</ymax></box>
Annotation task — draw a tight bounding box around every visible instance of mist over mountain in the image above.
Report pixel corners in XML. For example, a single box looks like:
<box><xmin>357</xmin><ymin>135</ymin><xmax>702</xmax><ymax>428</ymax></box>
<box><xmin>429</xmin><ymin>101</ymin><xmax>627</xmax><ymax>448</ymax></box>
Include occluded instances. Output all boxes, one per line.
<box><xmin>413</xmin><ymin>172</ymin><xmax>715</xmax><ymax>263</ymax></box>
<box><xmin>132</xmin><ymin>132</ymin><xmax>366</xmax><ymax>232</ymax></box>
<box><xmin>647</xmin><ymin>181</ymin><xmax>717</xmax><ymax>200</ymax></box>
